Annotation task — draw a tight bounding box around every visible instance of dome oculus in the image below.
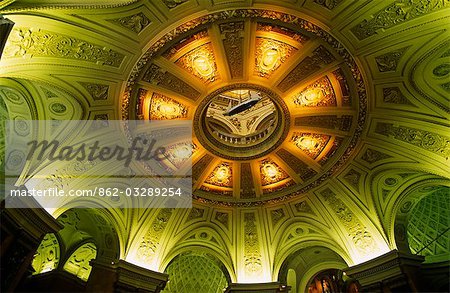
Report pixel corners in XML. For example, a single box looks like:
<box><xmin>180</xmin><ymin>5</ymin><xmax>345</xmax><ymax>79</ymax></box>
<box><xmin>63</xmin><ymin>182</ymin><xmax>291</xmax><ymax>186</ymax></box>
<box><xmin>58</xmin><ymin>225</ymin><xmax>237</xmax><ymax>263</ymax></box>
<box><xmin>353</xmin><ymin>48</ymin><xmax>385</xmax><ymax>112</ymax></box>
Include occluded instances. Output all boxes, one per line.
<box><xmin>194</xmin><ymin>84</ymin><xmax>290</xmax><ymax>161</ymax></box>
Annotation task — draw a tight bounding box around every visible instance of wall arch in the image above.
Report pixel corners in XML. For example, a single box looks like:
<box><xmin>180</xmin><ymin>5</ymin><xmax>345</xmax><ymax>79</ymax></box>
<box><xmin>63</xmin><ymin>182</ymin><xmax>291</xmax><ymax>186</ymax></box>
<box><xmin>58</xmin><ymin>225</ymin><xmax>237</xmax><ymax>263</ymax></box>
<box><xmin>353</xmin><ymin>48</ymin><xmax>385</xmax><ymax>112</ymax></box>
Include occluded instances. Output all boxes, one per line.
<box><xmin>160</xmin><ymin>244</ymin><xmax>236</xmax><ymax>283</ymax></box>
<box><xmin>368</xmin><ymin>162</ymin><xmax>450</xmax><ymax>249</ymax></box>
<box><xmin>393</xmin><ymin>183</ymin><xmax>450</xmax><ymax>262</ymax></box>
<box><xmin>56</xmin><ymin>209</ymin><xmax>121</xmax><ymax>262</ymax></box>
<box><xmin>273</xmin><ymin>239</ymin><xmax>351</xmax><ymax>282</ymax></box>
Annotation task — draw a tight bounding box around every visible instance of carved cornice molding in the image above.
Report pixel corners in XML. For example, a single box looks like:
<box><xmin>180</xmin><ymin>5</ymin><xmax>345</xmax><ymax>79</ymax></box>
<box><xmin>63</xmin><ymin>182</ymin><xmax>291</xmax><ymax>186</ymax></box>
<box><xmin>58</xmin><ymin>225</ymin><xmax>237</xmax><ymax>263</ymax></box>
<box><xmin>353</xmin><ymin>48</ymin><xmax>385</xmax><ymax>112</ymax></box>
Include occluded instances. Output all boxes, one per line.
<box><xmin>121</xmin><ymin>8</ymin><xmax>368</xmax><ymax>207</ymax></box>
<box><xmin>344</xmin><ymin>250</ymin><xmax>424</xmax><ymax>286</ymax></box>
<box><xmin>193</xmin><ymin>83</ymin><xmax>290</xmax><ymax>161</ymax></box>
<box><xmin>1</xmin><ymin>197</ymin><xmax>63</xmax><ymax>242</ymax></box>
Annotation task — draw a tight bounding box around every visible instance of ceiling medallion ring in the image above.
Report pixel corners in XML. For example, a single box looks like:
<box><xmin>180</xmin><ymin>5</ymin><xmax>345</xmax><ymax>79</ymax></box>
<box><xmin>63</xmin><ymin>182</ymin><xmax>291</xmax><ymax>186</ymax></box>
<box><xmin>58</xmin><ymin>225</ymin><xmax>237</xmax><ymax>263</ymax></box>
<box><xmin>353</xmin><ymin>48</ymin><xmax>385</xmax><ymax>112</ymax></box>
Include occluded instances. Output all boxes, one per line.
<box><xmin>194</xmin><ymin>83</ymin><xmax>290</xmax><ymax>161</ymax></box>
<box><xmin>121</xmin><ymin>8</ymin><xmax>369</xmax><ymax>206</ymax></box>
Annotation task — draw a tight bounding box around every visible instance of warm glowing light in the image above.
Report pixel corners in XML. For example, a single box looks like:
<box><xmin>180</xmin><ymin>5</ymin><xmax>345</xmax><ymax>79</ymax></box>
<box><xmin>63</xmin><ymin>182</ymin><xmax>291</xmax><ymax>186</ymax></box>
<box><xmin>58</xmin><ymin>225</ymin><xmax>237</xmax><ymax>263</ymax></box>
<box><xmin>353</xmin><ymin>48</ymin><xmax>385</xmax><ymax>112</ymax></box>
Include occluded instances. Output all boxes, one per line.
<box><xmin>150</xmin><ymin>94</ymin><xmax>187</xmax><ymax>120</ymax></box>
<box><xmin>215</xmin><ymin>166</ymin><xmax>230</xmax><ymax>182</ymax></box>
<box><xmin>260</xmin><ymin>160</ymin><xmax>287</xmax><ymax>185</ymax></box>
<box><xmin>255</xmin><ymin>38</ymin><xmax>296</xmax><ymax>77</ymax></box>
<box><xmin>294</xmin><ymin>88</ymin><xmax>324</xmax><ymax>106</ymax></box>
<box><xmin>193</xmin><ymin>55</ymin><xmax>213</xmax><ymax>77</ymax></box>
<box><xmin>205</xmin><ymin>163</ymin><xmax>232</xmax><ymax>187</ymax></box>
<box><xmin>263</xmin><ymin>164</ymin><xmax>279</xmax><ymax>178</ymax></box>
<box><xmin>177</xmin><ymin>43</ymin><xmax>217</xmax><ymax>82</ymax></box>
<box><xmin>260</xmin><ymin>48</ymin><xmax>279</xmax><ymax>70</ymax></box>
<box><xmin>304</xmin><ymin>89</ymin><xmax>321</xmax><ymax>103</ymax></box>
<box><xmin>159</xmin><ymin>103</ymin><xmax>177</xmax><ymax>114</ymax></box>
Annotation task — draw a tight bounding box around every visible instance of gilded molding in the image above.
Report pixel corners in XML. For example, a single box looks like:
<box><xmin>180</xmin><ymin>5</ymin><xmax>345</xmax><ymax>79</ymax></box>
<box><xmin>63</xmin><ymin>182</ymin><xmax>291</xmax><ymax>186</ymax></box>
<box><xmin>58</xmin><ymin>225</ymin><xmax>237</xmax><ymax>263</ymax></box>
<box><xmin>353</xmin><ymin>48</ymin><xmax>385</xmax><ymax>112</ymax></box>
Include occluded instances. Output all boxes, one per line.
<box><xmin>318</xmin><ymin>137</ymin><xmax>344</xmax><ymax>166</ymax></box>
<box><xmin>293</xmin><ymin>76</ymin><xmax>336</xmax><ymax>107</ymax></box>
<box><xmin>332</xmin><ymin>68</ymin><xmax>351</xmax><ymax>106</ymax></box>
<box><xmin>220</xmin><ymin>22</ymin><xmax>245</xmax><ymax>79</ymax></box>
<box><xmin>4</xmin><ymin>28</ymin><xmax>124</xmax><ymax>67</ymax></box>
<box><xmin>149</xmin><ymin>93</ymin><xmax>188</xmax><ymax>120</ymax></box>
<box><xmin>291</xmin><ymin>133</ymin><xmax>331</xmax><ymax>159</ymax></box>
<box><xmin>271</xmin><ymin>208</ymin><xmax>285</xmax><ymax>226</ymax></box>
<box><xmin>163</xmin><ymin>30</ymin><xmax>208</xmax><ymax>59</ymax></box>
<box><xmin>186</xmin><ymin>207</ymin><xmax>204</xmax><ymax>221</ymax></box>
<box><xmin>214</xmin><ymin>212</ymin><xmax>229</xmax><ymax>229</ymax></box>
<box><xmin>142</xmin><ymin>64</ymin><xmax>200</xmax><ymax>100</ymax></box>
<box><xmin>409</xmin><ymin>40</ymin><xmax>450</xmax><ymax>113</ymax></box>
<box><xmin>0</xmin><ymin>1</ymin><xmax>138</xmax><ymax>12</ymax></box>
<box><xmin>294</xmin><ymin>200</ymin><xmax>313</xmax><ymax>213</ymax></box>
<box><xmin>176</xmin><ymin>43</ymin><xmax>219</xmax><ymax>82</ymax></box>
<box><xmin>121</xmin><ymin>8</ymin><xmax>369</xmax><ymax>206</ymax></box>
<box><xmin>343</xmin><ymin>169</ymin><xmax>362</xmax><ymax>190</ymax></box>
<box><xmin>205</xmin><ymin>162</ymin><xmax>233</xmax><ymax>187</ymax></box>
<box><xmin>259</xmin><ymin>159</ymin><xmax>289</xmax><ymax>186</ymax></box>
<box><xmin>240</xmin><ymin>162</ymin><xmax>256</xmax><ymax>199</ymax></box>
<box><xmin>254</xmin><ymin>37</ymin><xmax>296</xmax><ymax>77</ymax></box>
<box><xmin>49</xmin><ymin>103</ymin><xmax>66</xmax><ymax>114</ymax></box>
<box><xmin>276</xmin><ymin>148</ymin><xmax>317</xmax><ymax>180</ymax></box>
<box><xmin>294</xmin><ymin>115</ymin><xmax>352</xmax><ymax>131</ymax></box>
<box><xmin>192</xmin><ymin>154</ymin><xmax>213</xmax><ymax>184</ymax></box>
<box><xmin>256</xmin><ymin>22</ymin><xmax>309</xmax><ymax>44</ymax></box>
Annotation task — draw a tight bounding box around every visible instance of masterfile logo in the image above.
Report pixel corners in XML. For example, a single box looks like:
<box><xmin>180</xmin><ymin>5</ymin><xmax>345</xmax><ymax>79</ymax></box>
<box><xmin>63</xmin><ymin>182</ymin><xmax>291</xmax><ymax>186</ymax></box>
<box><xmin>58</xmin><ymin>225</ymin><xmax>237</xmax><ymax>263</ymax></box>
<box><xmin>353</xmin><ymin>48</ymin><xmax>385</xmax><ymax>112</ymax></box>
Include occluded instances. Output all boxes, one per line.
<box><xmin>4</xmin><ymin>120</ymin><xmax>193</xmax><ymax>209</ymax></box>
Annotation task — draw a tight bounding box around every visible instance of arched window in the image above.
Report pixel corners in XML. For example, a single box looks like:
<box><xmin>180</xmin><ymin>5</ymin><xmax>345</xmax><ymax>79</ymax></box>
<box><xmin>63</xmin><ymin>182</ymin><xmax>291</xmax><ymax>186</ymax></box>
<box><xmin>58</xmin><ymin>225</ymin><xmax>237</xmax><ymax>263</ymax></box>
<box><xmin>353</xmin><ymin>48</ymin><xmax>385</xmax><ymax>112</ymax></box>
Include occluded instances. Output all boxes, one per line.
<box><xmin>407</xmin><ymin>186</ymin><xmax>450</xmax><ymax>263</ymax></box>
<box><xmin>63</xmin><ymin>242</ymin><xmax>97</xmax><ymax>281</ymax></box>
<box><xmin>31</xmin><ymin>233</ymin><xmax>60</xmax><ymax>274</ymax></box>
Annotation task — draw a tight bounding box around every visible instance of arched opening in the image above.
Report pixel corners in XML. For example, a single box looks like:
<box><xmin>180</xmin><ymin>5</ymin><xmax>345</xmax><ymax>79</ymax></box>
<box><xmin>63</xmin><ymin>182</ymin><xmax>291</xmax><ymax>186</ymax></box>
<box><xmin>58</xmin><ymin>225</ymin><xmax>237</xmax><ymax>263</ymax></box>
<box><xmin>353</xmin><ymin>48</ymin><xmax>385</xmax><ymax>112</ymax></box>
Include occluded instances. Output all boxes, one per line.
<box><xmin>278</xmin><ymin>246</ymin><xmax>348</xmax><ymax>293</ymax></box>
<box><xmin>56</xmin><ymin>209</ymin><xmax>120</xmax><ymax>262</ymax></box>
<box><xmin>395</xmin><ymin>185</ymin><xmax>450</xmax><ymax>262</ymax></box>
<box><xmin>31</xmin><ymin>233</ymin><xmax>60</xmax><ymax>275</ymax></box>
<box><xmin>161</xmin><ymin>251</ymin><xmax>230</xmax><ymax>293</ymax></box>
<box><xmin>306</xmin><ymin>269</ymin><xmax>359</xmax><ymax>293</ymax></box>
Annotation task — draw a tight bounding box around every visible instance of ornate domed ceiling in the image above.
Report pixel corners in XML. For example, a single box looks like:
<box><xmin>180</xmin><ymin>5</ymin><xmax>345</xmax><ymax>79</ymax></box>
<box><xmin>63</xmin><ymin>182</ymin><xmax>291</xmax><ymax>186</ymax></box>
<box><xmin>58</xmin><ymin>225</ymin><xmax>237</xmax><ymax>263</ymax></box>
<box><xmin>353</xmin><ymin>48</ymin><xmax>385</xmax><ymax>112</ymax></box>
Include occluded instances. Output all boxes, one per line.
<box><xmin>123</xmin><ymin>11</ymin><xmax>366</xmax><ymax>205</ymax></box>
<box><xmin>0</xmin><ymin>0</ymin><xmax>449</xmax><ymax>291</ymax></box>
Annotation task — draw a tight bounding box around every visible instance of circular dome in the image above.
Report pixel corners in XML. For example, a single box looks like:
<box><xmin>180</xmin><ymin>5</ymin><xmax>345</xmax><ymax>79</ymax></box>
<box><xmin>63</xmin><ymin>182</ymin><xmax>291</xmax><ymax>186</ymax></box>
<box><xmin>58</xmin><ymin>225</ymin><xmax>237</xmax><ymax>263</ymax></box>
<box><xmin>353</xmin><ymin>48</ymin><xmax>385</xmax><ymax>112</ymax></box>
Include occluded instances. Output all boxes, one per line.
<box><xmin>194</xmin><ymin>84</ymin><xmax>290</xmax><ymax>160</ymax></box>
<box><xmin>123</xmin><ymin>8</ymin><xmax>367</xmax><ymax>206</ymax></box>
